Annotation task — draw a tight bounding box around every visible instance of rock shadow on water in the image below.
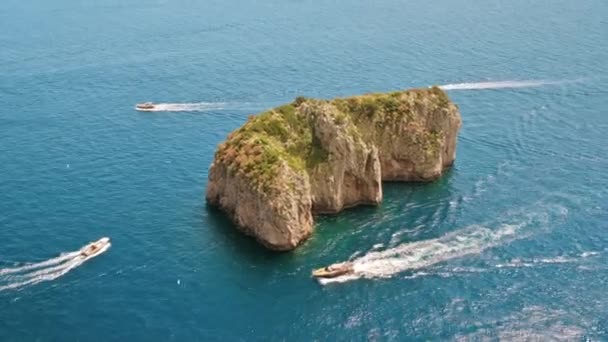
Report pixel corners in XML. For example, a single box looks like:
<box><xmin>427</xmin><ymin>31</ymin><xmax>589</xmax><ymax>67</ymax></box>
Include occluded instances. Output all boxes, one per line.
<box><xmin>204</xmin><ymin>204</ymin><xmax>342</xmax><ymax>285</ymax></box>
<box><xmin>205</xmin><ymin>204</ymin><xmax>281</xmax><ymax>260</ymax></box>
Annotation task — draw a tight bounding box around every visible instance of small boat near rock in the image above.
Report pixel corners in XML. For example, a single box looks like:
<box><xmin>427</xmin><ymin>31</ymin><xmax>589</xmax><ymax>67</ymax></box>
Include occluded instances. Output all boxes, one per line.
<box><xmin>312</xmin><ymin>262</ymin><xmax>354</xmax><ymax>278</ymax></box>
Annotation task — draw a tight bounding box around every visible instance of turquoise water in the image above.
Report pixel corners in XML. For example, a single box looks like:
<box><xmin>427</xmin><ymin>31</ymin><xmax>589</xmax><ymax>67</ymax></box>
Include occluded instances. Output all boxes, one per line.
<box><xmin>1</xmin><ymin>0</ymin><xmax>607</xmax><ymax>340</ymax></box>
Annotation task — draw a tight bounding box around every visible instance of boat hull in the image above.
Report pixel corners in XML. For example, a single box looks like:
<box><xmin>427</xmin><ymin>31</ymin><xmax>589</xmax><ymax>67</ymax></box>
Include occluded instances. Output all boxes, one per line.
<box><xmin>80</xmin><ymin>237</ymin><xmax>111</xmax><ymax>258</ymax></box>
<box><xmin>135</xmin><ymin>103</ymin><xmax>156</xmax><ymax>111</ymax></box>
<box><xmin>312</xmin><ymin>262</ymin><xmax>354</xmax><ymax>278</ymax></box>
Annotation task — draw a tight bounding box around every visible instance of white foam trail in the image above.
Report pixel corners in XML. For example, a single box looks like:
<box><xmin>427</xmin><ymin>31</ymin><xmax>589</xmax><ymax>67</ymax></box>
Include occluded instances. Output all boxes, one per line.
<box><xmin>581</xmin><ymin>251</ymin><xmax>599</xmax><ymax>258</ymax></box>
<box><xmin>359</xmin><ymin>224</ymin><xmax>519</xmax><ymax>277</ymax></box>
<box><xmin>317</xmin><ymin>203</ymin><xmax>565</xmax><ymax>285</ymax></box>
<box><xmin>10</xmin><ymin>257</ymin><xmax>84</xmax><ymax>279</ymax></box>
<box><xmin>0</xmin><ymin>243</ymin><xmax>111</xmax><ymax>291</ymax></box>
<box><xmin>495</xmin><ymin>251</ymin><xmax>601</xmax><ymax>269</ymax></box>
<box><xmin>136</xmin><ymin>102</ymin><xmax>226</xmax><ymax>112</ymax></box>
<box><xmin>0</xmin><ymin>259</ymin><xmax>83</xmax><ymax>291</ymax></box>
<box><xmin>0</xmin><ymin>251</ymin><xmax>81</xmax><ymax>276</ymax></box>
<box><xmin>319</xmin><ymin>223</ymin><xmax>521</xmax><ymax>285</ymax></box>
<box><xmin>438</xmin><ymin>80</ymin><xmax>564</xmax><ymax>91</ymax></box>
<box><xmin>372</xmin><ymin>243</ymin><xmax>384</xmax><ymax>250</ymax></box>
<box><xmin>403</xmin><ymin>251</ymin><xmax>602</xmax><ymax>279</ymax></box>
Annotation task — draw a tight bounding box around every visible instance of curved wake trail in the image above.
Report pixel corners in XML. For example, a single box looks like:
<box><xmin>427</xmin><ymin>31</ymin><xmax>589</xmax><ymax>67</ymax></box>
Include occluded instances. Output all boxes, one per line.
<box><xmin>438</xmin><ymin>80</ymin><xmax>565</xmax><ymax>91</ymax></box>
<box><xmin>319</xmin><ymin>206</ymin><xmax>562</xmax><ymax>285</ymax></box>
<box><xmin>0</xmin><ymin>243</ymin><xmax>110</xmax><ymax>291</ymax></box>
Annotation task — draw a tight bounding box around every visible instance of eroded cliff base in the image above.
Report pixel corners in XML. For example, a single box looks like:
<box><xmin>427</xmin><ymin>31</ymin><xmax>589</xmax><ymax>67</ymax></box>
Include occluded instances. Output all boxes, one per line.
<box><xmin>206</xmin><ymin>87</ymin><xmax>462</xmax><ymax>250</ymax></box>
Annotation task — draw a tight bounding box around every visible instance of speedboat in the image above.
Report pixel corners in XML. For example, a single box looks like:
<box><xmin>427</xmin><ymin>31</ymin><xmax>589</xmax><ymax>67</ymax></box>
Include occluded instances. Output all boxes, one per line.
<box><xmin>135</xmin><ymin>102</ymin><xmax>156</xmax><ymax>111</ymax></box>
<box><xmin>80</xmin><ymin>237</ymin><xmax>111</xmax><ymax>257</ymax></box>
<box><xmin>312</xmin><ymin>262</ymin><xmax>354</xmax><ymax>278</ymax></box>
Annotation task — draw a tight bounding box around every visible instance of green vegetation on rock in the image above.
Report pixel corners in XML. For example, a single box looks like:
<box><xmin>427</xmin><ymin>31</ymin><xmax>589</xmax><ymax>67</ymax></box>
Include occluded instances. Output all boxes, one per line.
<box><xmin>214</xmin><ymin>87</ymin><xmax>455</xmax><ymax>193</ymax></box>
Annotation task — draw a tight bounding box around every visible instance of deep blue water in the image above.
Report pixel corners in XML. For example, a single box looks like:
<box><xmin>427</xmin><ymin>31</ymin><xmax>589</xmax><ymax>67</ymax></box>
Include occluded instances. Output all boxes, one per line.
<box><xmin>1</xmin><ymin>0</ymin><xmax>607</xmax><ymax>340</ymax></box>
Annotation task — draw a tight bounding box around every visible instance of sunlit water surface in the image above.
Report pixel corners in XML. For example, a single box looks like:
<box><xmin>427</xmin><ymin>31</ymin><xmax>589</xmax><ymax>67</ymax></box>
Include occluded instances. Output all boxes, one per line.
<box><xmin>1</xmin><ymin>0</ymin><xmax>607</xmax><ymax>340</ymax></box>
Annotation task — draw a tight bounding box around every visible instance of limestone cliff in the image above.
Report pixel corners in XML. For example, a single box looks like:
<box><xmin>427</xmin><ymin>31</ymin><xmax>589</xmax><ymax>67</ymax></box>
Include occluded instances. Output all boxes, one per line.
<box><xmin>206</xmin><ymin>87</ymin><xmax>461</xmax><ymax>250</ymax></box>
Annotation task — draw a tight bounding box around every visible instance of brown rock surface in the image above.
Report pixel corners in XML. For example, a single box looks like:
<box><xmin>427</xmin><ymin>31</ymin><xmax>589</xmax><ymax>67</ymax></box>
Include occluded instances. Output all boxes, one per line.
<box><xmin>206</xmin><ymin>87</ymin><xmax>461</xmax><ymax>250</ymax></box>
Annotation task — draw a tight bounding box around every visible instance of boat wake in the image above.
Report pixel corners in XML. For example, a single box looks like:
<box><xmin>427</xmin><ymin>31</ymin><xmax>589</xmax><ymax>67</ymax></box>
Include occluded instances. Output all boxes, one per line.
<box><xmin>319</xmin><ymin>205</ymin><xmax>565</xmax><ymax>285</ymax></box>
<box><xmin>438</xmin><ymin>80</ymin><xmax>566</xmax><ymax>91</ymax></box>
<box><xmin>136</xmin><ymin>102</ymin><xmax>227</xmax><ymax>112</ymax></box>
<box><xmin>0</xmin><ymin>241</ymin><xmax>111</xmax><ymax>291</ymax></box>
<box><xmin>400</xmin><ymin>251</ymin><xmax>601</xmax><ymax>279</ymax></box>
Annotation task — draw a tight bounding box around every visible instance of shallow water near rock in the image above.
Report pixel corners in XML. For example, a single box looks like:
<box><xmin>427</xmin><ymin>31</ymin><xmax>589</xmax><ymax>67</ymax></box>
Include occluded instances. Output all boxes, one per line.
<box><xmin>1</xmin><ymin>0</ymin><xmax>607</xmax><ymax>340</ymax></box>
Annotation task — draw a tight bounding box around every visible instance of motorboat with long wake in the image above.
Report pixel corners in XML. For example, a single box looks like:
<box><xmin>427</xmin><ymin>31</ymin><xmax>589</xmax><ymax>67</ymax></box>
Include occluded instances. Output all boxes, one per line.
<box><xmin>135</xmin><ymin>102</ymin><xmax>156</xmax><ymax>111</ymax></box>
<box><xmin>0</xmin><ymin>237</ymin><xmax>112</xmax><ymax>291</ymax></box>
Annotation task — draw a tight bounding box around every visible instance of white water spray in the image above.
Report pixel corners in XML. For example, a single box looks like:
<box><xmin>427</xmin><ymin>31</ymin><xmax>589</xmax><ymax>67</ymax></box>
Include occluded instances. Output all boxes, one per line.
<box><xmin>318</xmin><ymin>206</ymin><xmax>563</xmax><ymax>285</ymax></box>
<box><xmin>438</xmin><ymin>80</ymin><xmax>565</xmax><ymax>91</ymax></box>
<box><xmin>319</xmin><ymin>224</ymin><xmax>521</xmax><ymax>285</ymax></box>
<box><xmin>0</xmin><ymin>241</ymin><xmax>111</xmax><ymax>291</ymax></box>
<box><xmin>0</xmin><ymin>251</ymin><xmax>80</xmax><ymax>276</ymax></box>
<box><xmin>135</xmin><ymin>102</ymin><xmax>227</xmax><ymax>112</ymax></box>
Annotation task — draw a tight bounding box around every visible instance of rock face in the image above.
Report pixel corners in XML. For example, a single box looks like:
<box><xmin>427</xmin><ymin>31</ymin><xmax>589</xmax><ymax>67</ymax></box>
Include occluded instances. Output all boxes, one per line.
<box><xmin>302</xmin><ymin>102</ymin><xmax>383</xmax><ymax>214</ymax></box>
<box><xmin>206</xmin><ymin>87</ymin><xmax>462</xmax><ymax>250</ymax></box>
<box><xmin>207</xmin><ymin>162</ymin><xmax>313</xmax><ymax>250</ymax></box>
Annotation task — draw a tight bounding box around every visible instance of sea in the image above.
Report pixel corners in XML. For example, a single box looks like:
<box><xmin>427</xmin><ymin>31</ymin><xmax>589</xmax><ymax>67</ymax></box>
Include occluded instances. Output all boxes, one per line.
<box><xmin>1</xmin><ymin>0</ymin><xmax>607</xmax><ymax>340</ymax></box>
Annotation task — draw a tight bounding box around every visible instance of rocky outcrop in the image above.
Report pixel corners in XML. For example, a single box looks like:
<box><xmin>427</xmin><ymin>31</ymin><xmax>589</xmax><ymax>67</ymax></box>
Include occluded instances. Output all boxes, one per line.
<box><xmin>206</xmin><ymin>87</ymin><xmax>461</xmax><ymax>250</ymax></box>
<box><xmin>302</xmin><ymin>102</ymin><xmax>382</xmax><ymax>213</ymax></box>
<box><xmin>206</xmin><ymin>161</ymin><xmax>313</xmax><ymax>250</ymax></box>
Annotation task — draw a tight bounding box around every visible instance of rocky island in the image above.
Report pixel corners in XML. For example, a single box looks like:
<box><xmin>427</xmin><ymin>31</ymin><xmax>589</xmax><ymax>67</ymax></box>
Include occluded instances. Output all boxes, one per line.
<box><xmin>206</xmin><ymin>87</ymin><xmax>462</xmax><ymax>250</ymax></box>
